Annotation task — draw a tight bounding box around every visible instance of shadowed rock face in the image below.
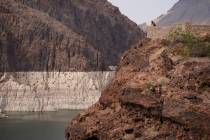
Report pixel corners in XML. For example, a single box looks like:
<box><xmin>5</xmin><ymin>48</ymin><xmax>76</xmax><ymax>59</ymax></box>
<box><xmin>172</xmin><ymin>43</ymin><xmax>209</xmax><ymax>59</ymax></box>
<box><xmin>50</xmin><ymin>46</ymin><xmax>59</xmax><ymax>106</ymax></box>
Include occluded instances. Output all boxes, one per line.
<box><xmin>0</xmin><ymin>0</ymin><xmax>144</xmax><ymax>72</ymax></box>
<box><xmin>0</xmin><ymin>1</ymin><xmax>98</xmax><ymax>72</ymax></box>
<box><xmin>156</xmin><ymin>0</ymin><xmax>210</xmax><ymax>26</ymax></box>
<box><xmin>66</xmin><ymin>39</ymin><xmax>210</xmax><ymax>140</ymax></box>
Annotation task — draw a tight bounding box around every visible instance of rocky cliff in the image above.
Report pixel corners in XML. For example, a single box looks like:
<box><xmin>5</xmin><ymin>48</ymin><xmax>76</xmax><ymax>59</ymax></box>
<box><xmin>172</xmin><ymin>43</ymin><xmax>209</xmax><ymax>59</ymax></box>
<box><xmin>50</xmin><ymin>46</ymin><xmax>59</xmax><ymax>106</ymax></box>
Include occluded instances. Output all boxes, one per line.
<box><xmin>1</xmin><ymin>0</ymin><xmax>144</xmax><ymax>72</ymax></box>
<box><xmin>16</xmin><ymin>0</ymin><xmax>144</xmax><ymax>67</ymax></box>
<box><xmin>0</xmin><ymin>0</ymin><xmax>144</xmax><ymax>111</ymax></box>
<box><xmin>156</xmin><ymin>0</ymin><xmax>210</xmax><ymax>26</ymax></box>
<box><xmin>66</xmin><ymin>38</ymin><xmax>210</xmax><ymax>139</ymax></box>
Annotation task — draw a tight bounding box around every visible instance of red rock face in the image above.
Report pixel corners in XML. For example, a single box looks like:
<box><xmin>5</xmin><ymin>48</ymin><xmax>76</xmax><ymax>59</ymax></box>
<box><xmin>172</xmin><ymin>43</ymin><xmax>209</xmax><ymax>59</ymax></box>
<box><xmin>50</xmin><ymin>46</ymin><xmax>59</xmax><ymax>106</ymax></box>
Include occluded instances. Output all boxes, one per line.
<box><xmin>0</xmin><ymin>0</ymin><xmax>144</xmax><ymax>72</ymax></box>
<box><xmin>66</xmin><ymin>39</ymin><xmax>210</xmax><ymax>140</ymax></box>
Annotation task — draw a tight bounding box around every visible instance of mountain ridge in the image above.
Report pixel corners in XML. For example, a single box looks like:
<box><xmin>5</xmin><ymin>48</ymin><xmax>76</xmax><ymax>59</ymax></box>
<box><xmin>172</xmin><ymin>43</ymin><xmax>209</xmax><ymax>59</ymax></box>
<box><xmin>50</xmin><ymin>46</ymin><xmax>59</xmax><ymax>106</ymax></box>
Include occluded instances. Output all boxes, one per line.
<box><xmin>156</xmin><ymin>0</ymin><xmax>210</xmax><ymax>26</ymax></box>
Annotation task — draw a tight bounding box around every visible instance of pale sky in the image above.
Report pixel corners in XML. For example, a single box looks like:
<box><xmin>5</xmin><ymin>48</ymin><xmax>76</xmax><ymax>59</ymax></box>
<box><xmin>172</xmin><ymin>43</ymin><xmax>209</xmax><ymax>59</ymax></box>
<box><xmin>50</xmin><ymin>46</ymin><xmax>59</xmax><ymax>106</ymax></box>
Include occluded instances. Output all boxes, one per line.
<box><xmin>108</xmin><ymin>0</ymin><xmax>178</xmax><ymax>24</ymax></box>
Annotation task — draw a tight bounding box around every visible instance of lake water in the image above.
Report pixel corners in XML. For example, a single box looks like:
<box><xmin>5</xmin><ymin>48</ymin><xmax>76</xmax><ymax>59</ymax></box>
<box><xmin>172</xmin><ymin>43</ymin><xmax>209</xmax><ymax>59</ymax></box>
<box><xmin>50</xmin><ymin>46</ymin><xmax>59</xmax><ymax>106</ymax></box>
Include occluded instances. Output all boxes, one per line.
<box><xmin>0</xmin><ymin>110</ymin><xmax>81</xmax><ymax>140</ymax></box>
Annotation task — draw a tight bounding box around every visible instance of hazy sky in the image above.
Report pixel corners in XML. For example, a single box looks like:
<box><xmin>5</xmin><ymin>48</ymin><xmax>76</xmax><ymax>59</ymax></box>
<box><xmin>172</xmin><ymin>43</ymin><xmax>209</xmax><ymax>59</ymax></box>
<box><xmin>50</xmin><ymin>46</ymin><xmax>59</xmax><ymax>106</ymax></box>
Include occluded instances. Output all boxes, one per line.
<box><xmin>108</xmin><ymin>0</ymin><xmax>178</xmax><ymax>24</ymax></box>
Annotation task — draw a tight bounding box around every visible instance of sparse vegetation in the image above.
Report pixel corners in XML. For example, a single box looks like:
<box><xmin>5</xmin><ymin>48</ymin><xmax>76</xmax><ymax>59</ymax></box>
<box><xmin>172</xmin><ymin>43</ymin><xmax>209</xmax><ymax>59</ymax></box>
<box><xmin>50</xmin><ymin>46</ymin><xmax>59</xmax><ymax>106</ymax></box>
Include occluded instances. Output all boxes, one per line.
<box><xmin>165</xmin><ymin>28</ymin><xmax>210</xmax><ymax>58</ymax></box>
<box><xmin>160</xmin><ymin>39</ymin><xmax>171</xmax><ymax>46</ymax></box>
<box><xmin>145</xmin><ymin>82</ymin><xmax>157</xmax><ymax>94</ymax></box>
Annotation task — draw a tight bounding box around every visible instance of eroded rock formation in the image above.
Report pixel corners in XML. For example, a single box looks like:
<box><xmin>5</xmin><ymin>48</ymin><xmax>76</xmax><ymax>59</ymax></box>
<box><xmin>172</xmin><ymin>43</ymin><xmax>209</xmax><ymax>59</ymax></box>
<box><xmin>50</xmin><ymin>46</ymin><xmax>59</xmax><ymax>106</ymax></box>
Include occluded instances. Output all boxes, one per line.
<box><xmin>66</xmin><ymin>39</ymin><xmax>210</xmax><ymax>140</ymax></box>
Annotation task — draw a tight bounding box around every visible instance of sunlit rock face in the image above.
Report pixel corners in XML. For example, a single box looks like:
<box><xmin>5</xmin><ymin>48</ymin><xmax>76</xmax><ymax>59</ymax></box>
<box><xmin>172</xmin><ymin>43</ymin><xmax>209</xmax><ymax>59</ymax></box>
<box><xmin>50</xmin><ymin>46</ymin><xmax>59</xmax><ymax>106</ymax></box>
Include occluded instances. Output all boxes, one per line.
<box><xmin>0</xmin><ymin>72</ymin><xmax>114</xmax><ymax>111</ymax></box>
<box><xmin>0</xmin><ymin>0</ymin><xmax>144</xmax><ymax>111</ymax></box>
<box><xmin>156</xmin><ymin>0</ymin><xmax>210</xmax><ymax>26</ymax></box>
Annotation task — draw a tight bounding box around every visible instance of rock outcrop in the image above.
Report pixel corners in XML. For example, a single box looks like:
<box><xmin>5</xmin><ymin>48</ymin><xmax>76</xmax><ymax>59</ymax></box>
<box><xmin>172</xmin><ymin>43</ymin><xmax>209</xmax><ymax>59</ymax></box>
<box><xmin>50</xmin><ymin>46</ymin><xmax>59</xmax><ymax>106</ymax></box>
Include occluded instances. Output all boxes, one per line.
<box><xmin>0</xmin><ymin>0</ymin><xmax>144</xmax><ymax>111</ymax></box>
<box><xmin>66</xmin><ymin>39</ymin><xmax>210</xmax><ymax>140</ymax></box>
<box><xmin>156</xmin><ymin>0</ymin><xmax>210</xmax><ymax>26</ymax></box>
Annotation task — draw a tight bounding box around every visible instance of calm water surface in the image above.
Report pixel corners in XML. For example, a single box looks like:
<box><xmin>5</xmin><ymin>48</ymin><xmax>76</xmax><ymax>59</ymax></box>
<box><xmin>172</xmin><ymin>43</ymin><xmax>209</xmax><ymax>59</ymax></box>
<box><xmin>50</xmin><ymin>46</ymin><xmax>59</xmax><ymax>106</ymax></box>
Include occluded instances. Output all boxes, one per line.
<box><xmin>0</xmin><ymin>110</ymin><xmax>81</xmax><ymax>140</ymax></box>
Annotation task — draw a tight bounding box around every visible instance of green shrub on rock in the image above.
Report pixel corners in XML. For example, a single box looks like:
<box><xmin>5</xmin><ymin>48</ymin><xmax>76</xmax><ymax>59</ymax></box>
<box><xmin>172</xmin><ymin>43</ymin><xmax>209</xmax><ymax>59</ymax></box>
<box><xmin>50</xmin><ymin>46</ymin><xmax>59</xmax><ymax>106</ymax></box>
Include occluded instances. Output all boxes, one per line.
<box><xmin>165</xmin><ymin>28</ymin><xmax>210</xmax><ymax>58</ymax></box>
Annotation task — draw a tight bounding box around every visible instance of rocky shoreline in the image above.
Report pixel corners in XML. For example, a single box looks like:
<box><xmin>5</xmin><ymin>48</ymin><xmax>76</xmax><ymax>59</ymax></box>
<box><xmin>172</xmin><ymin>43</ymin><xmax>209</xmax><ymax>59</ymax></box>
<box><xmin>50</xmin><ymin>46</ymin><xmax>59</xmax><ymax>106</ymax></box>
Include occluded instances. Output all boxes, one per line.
<box><xmin>0</xmin><ymin>109</ymin><xmax>7</xmax><ymax>118</ymax></box>
<box><xmin>0</xmin><ymin>113</ymin><xmax>8</xmax><ymax>119</ymax></box>
<box><xmin>66</xmin><ymin>38</ymin><xmax>210</xmax><ymax>140</ymax></box>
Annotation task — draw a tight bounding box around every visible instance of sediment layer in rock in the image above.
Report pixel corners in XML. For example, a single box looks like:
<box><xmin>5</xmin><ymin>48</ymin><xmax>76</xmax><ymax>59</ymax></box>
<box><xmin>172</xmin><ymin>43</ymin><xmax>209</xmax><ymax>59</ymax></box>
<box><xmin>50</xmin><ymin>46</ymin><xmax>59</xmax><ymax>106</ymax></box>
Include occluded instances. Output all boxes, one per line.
<box><xmin>0</xmin><ymin>72</ymin><xmax>114</xmax><ymax>111</ymax></box>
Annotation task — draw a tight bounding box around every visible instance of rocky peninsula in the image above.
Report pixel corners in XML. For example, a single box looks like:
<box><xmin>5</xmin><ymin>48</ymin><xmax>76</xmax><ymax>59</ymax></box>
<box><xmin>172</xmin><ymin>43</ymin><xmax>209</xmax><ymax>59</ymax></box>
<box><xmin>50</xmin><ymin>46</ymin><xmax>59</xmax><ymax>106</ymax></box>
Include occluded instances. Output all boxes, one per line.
<box><xmin>66</xmin><ymin>32</ymin><xmax>210</xmax><ymax>139</ymax></box>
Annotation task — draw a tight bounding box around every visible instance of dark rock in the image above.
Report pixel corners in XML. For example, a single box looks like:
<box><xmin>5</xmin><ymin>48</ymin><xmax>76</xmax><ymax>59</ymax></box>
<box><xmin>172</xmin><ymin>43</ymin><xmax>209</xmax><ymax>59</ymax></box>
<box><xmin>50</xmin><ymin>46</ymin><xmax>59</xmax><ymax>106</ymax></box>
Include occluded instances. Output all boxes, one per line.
<box><xmin>0</xmin><ymin>0</ymin><xmax>144</xmax><ymax>72</ymax></box>
<box><xmin>124</xmin><ymin>128</ymin><xmax>134</xmax><ymax>134</ymax></box>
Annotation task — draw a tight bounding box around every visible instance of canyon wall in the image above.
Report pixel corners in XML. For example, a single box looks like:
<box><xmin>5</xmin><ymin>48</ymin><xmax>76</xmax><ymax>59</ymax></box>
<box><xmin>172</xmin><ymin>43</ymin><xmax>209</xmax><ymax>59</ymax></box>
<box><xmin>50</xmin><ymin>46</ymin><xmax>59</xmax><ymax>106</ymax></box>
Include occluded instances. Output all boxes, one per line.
<box><xmin>0</xmin><ymin>72</ymin><xmax>114</xmax><ymax>111</ymax></box>
<box><xmin>0</xmin><ymin>0</ymin><xmax>144</xmax><ymax>72</ymax></box>
<box><xmin>16</xmin><ymin>0</ymin><xmax>144</xmax><ymax>67</ymax></box>
<box><xmin>0</xmin><ymin>0</ymin><xmax>144</xmax><ymax>111</ymax></box>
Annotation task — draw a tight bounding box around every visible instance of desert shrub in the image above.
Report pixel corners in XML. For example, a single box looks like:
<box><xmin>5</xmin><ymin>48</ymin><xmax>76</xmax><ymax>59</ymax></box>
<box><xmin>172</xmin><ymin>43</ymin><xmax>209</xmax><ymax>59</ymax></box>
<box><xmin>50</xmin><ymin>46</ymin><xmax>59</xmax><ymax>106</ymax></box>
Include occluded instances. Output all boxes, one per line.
<box><xmin>160</xmin><ymin>39</ymin><xmax>171</xmax><ymax>46</ymax></box>
<box><xmin>145</xmin><ymin>82</ymin><xmax>157</xmax><ymax>94</ymax></box>
<box><xmin>166</xmin><ymin>28</ymin><xmax>210</xmax><ymax>58</ymax></box>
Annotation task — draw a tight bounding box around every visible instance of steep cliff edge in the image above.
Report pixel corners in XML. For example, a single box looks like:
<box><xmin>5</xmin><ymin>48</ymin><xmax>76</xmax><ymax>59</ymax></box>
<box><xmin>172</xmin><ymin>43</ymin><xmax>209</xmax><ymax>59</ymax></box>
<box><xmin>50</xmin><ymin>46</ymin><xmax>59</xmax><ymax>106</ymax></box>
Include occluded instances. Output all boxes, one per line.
<box><xmin>66</xmin><ymin>38</ymin><xmax>210</xmax><ymax>139</ymax></box>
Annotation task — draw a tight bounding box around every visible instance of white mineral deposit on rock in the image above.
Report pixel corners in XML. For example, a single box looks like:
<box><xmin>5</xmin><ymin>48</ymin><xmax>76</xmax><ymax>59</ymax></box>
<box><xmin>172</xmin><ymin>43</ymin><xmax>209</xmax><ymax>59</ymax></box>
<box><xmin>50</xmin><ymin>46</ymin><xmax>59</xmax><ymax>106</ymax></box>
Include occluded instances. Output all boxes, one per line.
<box><xmin>0</xmin><ymin>72</ymin><xmax>114</xmax><ymax>111</ymax></box>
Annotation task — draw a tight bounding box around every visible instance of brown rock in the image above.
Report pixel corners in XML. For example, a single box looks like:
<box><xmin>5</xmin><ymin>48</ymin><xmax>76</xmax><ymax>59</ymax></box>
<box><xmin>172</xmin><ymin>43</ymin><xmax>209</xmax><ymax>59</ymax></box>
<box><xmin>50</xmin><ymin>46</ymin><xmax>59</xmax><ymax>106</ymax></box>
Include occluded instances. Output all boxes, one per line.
<box><xmin>120</xmin><ymin>88</ymin><xmax>162</xmax><ymax>116</ymax></box>
<box><xmin>163</xmin><ymin>98</ymin><xmax>210</xmax><ymax>135</ymax></box>
<box><xmin>66</xmin><ymin>37</ymin><xmax>210</xmax><ymax>139</ymax></box>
